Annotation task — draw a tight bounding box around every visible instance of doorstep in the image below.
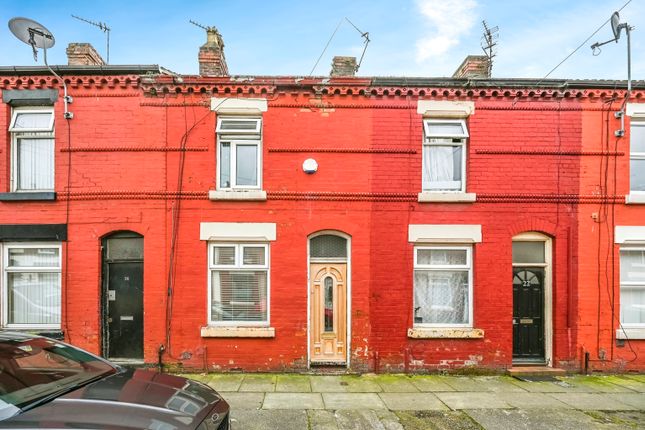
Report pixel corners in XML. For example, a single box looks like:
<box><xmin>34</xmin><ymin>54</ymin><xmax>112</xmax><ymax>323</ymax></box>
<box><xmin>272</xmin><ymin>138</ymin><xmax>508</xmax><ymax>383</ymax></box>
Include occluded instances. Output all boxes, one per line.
<box><xmin>506</xmin><ymin>366</ymin><xmax>567</xmax><ymax>377</ymax></box>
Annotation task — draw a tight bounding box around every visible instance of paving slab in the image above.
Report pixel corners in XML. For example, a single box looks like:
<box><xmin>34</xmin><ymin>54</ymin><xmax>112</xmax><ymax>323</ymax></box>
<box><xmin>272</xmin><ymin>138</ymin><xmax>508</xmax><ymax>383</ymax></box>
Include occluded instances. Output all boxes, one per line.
<box><xmin>335</xmin><ymin>410</ymin><xmax>404</xmax><ymax>430</ymax></box>
<box><xmin>442</xmin><ymin>376</ymin><xmax>493</xmax><ymax>392</ymax></box>
<box><xmin>435</xmin><ymin>392</ymin><xmax>513</xmax><ymax>409</ymax></box>
<box><xmin>238</xmin><ymin>374</ymin><xmax>276</xmax><ymax>392</ymax></box>
<box><xmin>561</xmin><ymin>376</ymin><xmax>636</xmax><ymax>393</ymax></box>
<box><xmin>470</xmin><ymin>376</ymin><xmax>529</xmax><ymax>393</ymax></box>
<box><xmin>379</xmin><ymin>392</ymin><xmax>448</xmax><ymax>411</ymax></box>
<box><xmin>464</xmin><ymin>408</ymin><xmax>618</xmax><ymax>430</ymax></box>
<box><xmin>548</xmin><ymin>393</ymin><xmax>638</xmax><ymax>410</ymax></box>
<box><xmin>409</xmin><ymin>375</ymin><xmax>457</xmax><ymax>392</ymax></box>
<box><xmin>507</xmin><ymin>379</ymin><xmax>588</xmax><ymax>393</ymax></box>
<box><xmin>262</xmin><ymin>392</ymin><xmax>324</xmax><ymax>409</ymax></box>
<box><xmin>395</xmin><ymin>410</ymin><xmax>483</xmax><ymax>430</ymax></box>
<box><xmin>206</xmin><ymin>373</ymin><xmax>245</xmax><ymax>392</ymax></box>
<box><xmin>230</xmin><ymin>409</ymin><xmax>308</xmax><ymax>430</ymax></box>
<box><xmin>495</xmin><ymin>392</ymin><xmax>573</xmax><ymax>409</ymax></box>
<box><xmin>220</xmin><ymin>392</ymin><xmax>264</xmax><ymax>410</ymax></box>
<box><xmin>308</xmin><ymin>410</ymin><xmax>339</xmax><ymax>430</ymax></box>
<box><xmin>604</xmin><ymin>393</ymin><xmax>645</xmax><ymax>409</ymax></box>
<box><xmin>624</xmin><ymin>374</ymin><xmax>645</xmax><ymax>384</ymax></box>
<box><xmin>322</xmin><ymin>392</ymin><xmax>387</xmax><ymax>410</ymax></box>
<box><xmin>275</xmin><ymin>375</ymin><xmax>311</xmax><ymax>392</ymax></box>
<box><xmin>310</xmin><ymin>375</ymin><xmax>382</xmax><ymax>392</ymax></box>
<box><xmin>599</xmin><ymin>376</ymin><xmax>645</xmax><ymax>393</ymax></box>
<box><xmin>371</xmin><ymin>375</ymin><xmax>420</xmax><ymax>393</ymax></box>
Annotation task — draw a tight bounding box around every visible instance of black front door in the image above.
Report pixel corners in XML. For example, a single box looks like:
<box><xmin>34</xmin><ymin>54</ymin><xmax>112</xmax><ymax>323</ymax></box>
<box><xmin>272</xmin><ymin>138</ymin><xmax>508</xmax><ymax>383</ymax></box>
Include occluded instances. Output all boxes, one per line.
<box><xmin>513</xmin><ymin>268</ymin><xmax>545</xmax><ymax>361</ymax></box>
<box><xmin>102</xmin><ymin>234</ymin><xmax>143</xmax><ymax>359</ymax></box>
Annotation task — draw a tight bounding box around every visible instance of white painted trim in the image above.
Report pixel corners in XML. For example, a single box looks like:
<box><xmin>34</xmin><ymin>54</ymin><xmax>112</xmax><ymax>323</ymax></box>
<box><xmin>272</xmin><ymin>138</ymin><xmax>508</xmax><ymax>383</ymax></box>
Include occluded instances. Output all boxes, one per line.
<box><xmin>417</xmin><ymin>100</ymin><xmax>475</xmax><ymax>117</ymax></box>
<box><xmin>211</xmin><ymin>97</ymin><xmax>268</xmax><ymax>114</ymax></box>
<box><xmin>200</xmin><ymin>222</ymin><xmax>276</xmax><ymax>241</ymax></box>
<box><xmin>616</xmin><ymin>328</ymin><xmax>645</xmax><ymax>340</ymax></box>
<box><xmin>512</xmin><ymin>232</ymin><xmax>552</xmax><ymax>366</ymax></box>
<box><xmin>626</xmin><ymin>103</ymin><xmax>645</xmax><ymax>117</ymax></box>
<box><xmin>408</xmin><ymin>224</ymin><xmax>482</xmax><ymax>243</ymax></box>
<box><xmin>615</xmin><ymin>226</ymin><xmax>645</xmax><ymax>244</ymax></box>
<box><xmin>625</xmin><ymin>193</ymin><xmax>645</xmax><ymax>205</ymax></box>
<box><xmin>208</xmin><ymin>190</ymin><xmax>267</xmax><ymax>201</ymax></box>
<box><xmin>307</xmin><ymin>231</ymin><xmax>351</xmax><ymax>369</ymax></box>
<box><xmin>201</xmin><ymin>326</ymin><xmax>275</xmax><ymax>338</ymax></box>
<box><xmin>417</xmin><ymin>192</ymin><xmax>476</xmax><ymax>203</ymax></box>
<box><xmin>407</xmin><ymin>327</ymin><xmax>484</xmax><ymax>339</ymax></box>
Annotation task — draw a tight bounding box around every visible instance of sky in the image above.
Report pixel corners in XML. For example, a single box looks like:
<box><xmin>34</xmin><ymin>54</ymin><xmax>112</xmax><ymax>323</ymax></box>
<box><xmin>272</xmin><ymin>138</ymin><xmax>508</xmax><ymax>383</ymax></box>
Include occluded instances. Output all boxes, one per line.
<box><xmin>0</xmin><ymin>0</ymin><xmax>643</xmax><ymax>80</ymax></box>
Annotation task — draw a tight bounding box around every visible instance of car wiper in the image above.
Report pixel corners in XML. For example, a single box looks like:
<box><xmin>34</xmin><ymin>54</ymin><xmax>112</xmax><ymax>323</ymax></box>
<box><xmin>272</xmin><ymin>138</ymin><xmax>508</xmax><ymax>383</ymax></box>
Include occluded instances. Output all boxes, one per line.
<box><xmin>19</xmin><ymin>373</ymin><xmax>109</xmax><ymax>413</ymax></box>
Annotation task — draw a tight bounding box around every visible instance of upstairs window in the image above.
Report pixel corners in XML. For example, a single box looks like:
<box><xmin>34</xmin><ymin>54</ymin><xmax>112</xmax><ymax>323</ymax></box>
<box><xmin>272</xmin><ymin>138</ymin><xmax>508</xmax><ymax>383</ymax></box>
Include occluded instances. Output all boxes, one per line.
<box><xmin>9</xmin><ymin>108</ymin><xmax>55</xmax><ymax>192</ymax></box>
<box><xmin>216</xmin><ymin>117</ymin><xmax>262</xmax><ymax>190</ymax></box>
<box><xmin>422</xmin><ymin>119</ymin><xmax>468</xmax><ymax>192</ymax></box>
<box><xmin>630</xmin><ymin>119</ymin><xmax>645</xmax><ymax>193</ymax></box>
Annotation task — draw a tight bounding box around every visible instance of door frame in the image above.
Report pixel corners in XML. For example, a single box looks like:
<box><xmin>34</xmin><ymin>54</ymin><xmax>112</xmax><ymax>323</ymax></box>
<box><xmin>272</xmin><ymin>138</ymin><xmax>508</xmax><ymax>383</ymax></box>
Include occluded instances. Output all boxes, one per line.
<box><xmin>100</xmin><ymin>231</ymin><xmax>144</xmax><ymax>359</ymax></box>
<box><xmin>512</xmin><ymin>232</ymin><xmax>552</xmax><ymax>366</ymax></box>
<box><xmin>307</xmin><ymin>231</ymin><xmax>351</xmax><ymax>368</ymax></box>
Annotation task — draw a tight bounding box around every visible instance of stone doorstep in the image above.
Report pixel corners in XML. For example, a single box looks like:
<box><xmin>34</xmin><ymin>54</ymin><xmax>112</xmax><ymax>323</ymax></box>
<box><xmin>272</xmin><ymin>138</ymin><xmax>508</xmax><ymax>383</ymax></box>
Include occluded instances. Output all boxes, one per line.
<box><xmin>506</xmin><ymin>366</ymin><xmax>567</xmax><ymax>377</ymax></box>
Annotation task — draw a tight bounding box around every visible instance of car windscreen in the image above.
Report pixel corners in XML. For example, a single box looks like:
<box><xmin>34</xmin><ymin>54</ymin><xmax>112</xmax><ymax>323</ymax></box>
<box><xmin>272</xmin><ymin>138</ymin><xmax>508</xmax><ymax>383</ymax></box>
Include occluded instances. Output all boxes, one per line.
<box><xmin>0</xmin><ymin>337</ymin><xmax>115</xmax><ymax>419</ymax></box>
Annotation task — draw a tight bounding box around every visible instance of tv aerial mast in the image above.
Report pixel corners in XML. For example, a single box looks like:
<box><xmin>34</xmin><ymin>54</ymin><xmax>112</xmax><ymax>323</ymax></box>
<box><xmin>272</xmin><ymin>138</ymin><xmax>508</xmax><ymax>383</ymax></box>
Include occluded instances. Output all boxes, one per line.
<box><xmin>481</xmin><ymin>21</ymin><xmax>498</xmax><ymax>77</ymax></box>
<box><xmin>8</xmin><ymin>17</ymin><xmax>73</xmax><ymax>119</ymax></box>
<box><xmin>71</xmin><ymin>14</ymin><xmax>111</xmax><ymax>64</ymax></box>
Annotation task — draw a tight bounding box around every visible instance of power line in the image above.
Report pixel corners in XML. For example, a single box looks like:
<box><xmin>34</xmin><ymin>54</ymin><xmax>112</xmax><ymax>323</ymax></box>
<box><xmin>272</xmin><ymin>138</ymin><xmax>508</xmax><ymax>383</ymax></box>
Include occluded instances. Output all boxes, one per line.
<box><xmin>536</xmin><ymin>0</ymin><xmax>632</xmax><ymax>85</ymax></box>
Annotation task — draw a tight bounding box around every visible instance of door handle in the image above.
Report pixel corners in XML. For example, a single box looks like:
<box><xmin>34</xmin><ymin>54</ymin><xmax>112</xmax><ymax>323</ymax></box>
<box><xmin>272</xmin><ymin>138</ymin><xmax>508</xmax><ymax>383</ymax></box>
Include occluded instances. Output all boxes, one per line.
<box><xmin>513</xmin><ymin>318</ymin><xmax>518</xmax><ymax>325</ymax></box>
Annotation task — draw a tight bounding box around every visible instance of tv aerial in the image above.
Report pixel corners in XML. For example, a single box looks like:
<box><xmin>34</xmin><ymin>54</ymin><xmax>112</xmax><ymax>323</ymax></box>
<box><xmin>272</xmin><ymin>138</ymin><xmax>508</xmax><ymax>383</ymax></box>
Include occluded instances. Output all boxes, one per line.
<box><xmin>590</xmin><ymin>11</ymin><xmax>634</xmax><ymax>137</ymax></box>
<box><xmin>309</xmin><ymin>17</ymin><xmax>371</xmax><ymax>76</ymax></box>
<box><xmin>8</xmin><ymin>17</ymin><xmax>73</xmax><ymax>119</ymax></box>
<box><xmin>481</xmin><ymin>21</ymin><xmax>498</xmax><ymax>77</ymax></box>
<box><xmin>71</xmin><ymin>14</ymin><xmax>111</xmax><ymax>64</ymax></box>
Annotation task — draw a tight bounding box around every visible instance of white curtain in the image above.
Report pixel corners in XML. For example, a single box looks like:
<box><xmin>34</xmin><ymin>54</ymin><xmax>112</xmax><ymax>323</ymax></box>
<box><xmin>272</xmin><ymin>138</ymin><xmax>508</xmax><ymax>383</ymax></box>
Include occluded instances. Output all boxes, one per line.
<box><xmin>18</xmin><ymin>138</ymin><xmax>54</xmax><ymax>190</ymax></box>
<box><xmin>414</xmin><ymin>270</ymin><xmax>468</xmax><ymax>324</ymax></box>
<box><xmin>423</xmin><ymin>146</ymin><xmax>460</xmax><ymax>190</ymax></box>
<box><xmin>8</xmin><ymin>273</ymin><xmax>60</xmax><ymax>325</ymax></box>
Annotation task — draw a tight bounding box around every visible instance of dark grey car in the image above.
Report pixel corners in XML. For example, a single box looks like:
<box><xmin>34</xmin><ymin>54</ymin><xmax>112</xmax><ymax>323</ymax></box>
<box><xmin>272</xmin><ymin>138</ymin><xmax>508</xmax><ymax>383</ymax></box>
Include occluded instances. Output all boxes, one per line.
<box><xmin>0</xmin><ymin>332</ymin><xmax>229</xmax><ymax>429</ymax></box>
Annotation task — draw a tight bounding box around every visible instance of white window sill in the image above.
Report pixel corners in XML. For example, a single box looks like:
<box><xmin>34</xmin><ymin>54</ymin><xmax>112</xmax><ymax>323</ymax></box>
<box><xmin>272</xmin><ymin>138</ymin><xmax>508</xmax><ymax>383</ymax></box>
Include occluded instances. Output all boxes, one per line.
<box><xmin>616</xmin><ymin>328</ymin><xmax>645</xmax><ymax>340</ymax></box>
<box><xmin>201</xmin><ymin>326</ymin><xmax>275</xmax><ymax>338</ymax></box>
<box><xmin>408</xmin><ymin>327</ymin><xmax>484</xmax><ymax>339</ymax></box>
<box><xmin>209</xmin><ymin>190</ymin><xmax>267</xmax><ymax>201</ymax></box>
<box><xmin>418</xmin><ymin>192</ymin><xmax>476</xmax><ymax>203</ymax></box>
<box><xmin>625</xmin><ymin>193</ymin><xmax>645</xmax><ymax>204</ymax></box>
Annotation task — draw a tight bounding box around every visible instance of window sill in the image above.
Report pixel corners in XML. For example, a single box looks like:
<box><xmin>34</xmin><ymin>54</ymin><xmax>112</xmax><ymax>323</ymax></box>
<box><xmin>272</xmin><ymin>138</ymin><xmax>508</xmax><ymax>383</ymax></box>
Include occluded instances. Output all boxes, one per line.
<box><xmin>201</xmin><ymin>326</ymin><xmax>275</xmax><ymax>338</ymax></box>
<box><xmin>625</xmin><ymin>193</ymin><xmax>645</xmax><ymax>204</ymax></box>
<box><xmin>616</xmin><ymin>328</ymin><xmax>645</xmax><ymax>340</ymax></box>
<box><xmin>408</xmin><ymin>327</ymin><xmax>484</xmax><ymax>339</ymax></box>
<box><xmin>1</xmin><ymin>328</ymin><xmax>63</xmax><ymax>340</ymax></box>
<box><xmin>209</xmin><ymin>190</ymin><xmax>267</xmax><ymax>201</ymax></box>
<box><xmin>417</xmin><ymin>192</ymin><xmax>476</xmax><ymax>203</ymax></box>
<box><xmin>0</xmin><ymin>192</ymin><xmax>56</xmax><ymax>201</ymax></box>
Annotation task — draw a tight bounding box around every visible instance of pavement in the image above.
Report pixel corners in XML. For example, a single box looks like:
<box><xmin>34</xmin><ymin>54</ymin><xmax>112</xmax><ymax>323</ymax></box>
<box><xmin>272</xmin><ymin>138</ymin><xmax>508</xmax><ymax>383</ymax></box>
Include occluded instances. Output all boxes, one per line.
<box><xmin>178</xmin><ymin>372</ymin><xmax>645</xmax><ymax>429</ymax></box>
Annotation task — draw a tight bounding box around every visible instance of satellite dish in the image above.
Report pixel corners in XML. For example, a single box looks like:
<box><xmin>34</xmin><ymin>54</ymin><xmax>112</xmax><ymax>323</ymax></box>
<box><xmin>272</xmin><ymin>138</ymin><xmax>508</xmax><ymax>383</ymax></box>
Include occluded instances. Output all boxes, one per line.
<box><xmin>8</xmin><ymin>17</ymin><xmax>55</xmax><ymax>49</ymax></box>
<box><xmin>611</xmin><ymin>12</ymin><xmax>621</xmax><ymax>41</ymax></box>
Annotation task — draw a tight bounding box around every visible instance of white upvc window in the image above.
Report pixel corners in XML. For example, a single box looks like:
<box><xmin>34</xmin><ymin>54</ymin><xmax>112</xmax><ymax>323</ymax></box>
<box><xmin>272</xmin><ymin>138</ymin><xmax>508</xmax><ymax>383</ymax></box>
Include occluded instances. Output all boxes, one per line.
<box><xmin>630</xmin><ymin>119</ymin><xmax>645</xmax><ymax>193</ymax></box>
<box><xmin>413</xmin><ymin>245</ymin><xmax>473</xmax><ymax>327</ymax></box>
<box><xmin>208</xmin><ymin>243</ymin><xmax>269</xmax><ymax>326</ymax></box>
<box><xmin>216</xmin><ymin>117</ymin><xmax>262</xmax><ymax>190</ymax></box>
<box><xmin>9</xmin><ymin>107</ymin><xmax>55</xmax><ymax>192</ymax></box>
<box><xmin>2</xmin><ymin>243</ymin><xmax>61</xmax><ymax>329</ymax></box>
<box><xmin>422</xmin><ymin>119</ymin><xmax>468</xmax><ymax>192</ymax></box>
<box><xmin>620</xmin><ymin>247</ymin><xmax>645</xmax><ymax>327</ymax></box>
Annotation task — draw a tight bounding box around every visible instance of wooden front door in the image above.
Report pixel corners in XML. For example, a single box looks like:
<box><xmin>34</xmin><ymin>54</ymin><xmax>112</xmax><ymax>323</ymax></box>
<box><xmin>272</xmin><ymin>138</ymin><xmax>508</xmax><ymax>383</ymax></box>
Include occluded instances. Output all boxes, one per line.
<box><xmin>310</xmin><ymin>263</ymin><xmax>347</xmax><ymax>364</ymax></box>
<box><xmin>513</xmin><ymin>267</ymin><xmax>545</xmax><ymax>361</ymax></box>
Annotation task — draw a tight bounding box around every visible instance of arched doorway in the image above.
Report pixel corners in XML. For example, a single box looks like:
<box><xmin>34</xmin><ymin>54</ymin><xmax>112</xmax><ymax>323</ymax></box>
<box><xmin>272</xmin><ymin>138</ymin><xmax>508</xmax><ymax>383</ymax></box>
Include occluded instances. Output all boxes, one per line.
<box><xmin>512</xmin><ymin>232</ymin><xmax>552</xmax><ymax>365</ymax></box>
<box><xmin>101</xmin><ymin>231</ymin><xmax>143</xmax><ymax>360</ymax></box>
<box><xmin>308</xmin><ymin>232</ymin><xmax>350</xmax><ymax>366</ymax></box>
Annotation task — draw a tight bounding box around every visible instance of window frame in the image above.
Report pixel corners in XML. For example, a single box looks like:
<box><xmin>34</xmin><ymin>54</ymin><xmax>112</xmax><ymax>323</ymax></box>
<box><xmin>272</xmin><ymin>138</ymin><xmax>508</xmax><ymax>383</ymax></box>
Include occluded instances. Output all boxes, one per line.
<box><xmin>216</xmin><ymin>117</ymin><xmax>262</xmax><ymax>191</ymax></box>
<box><xmin>207</xmin><ymin>242</ymin><xmax>270</xmax><ymax>327</ymax></box>
<box><xmin>9</xmin><ymin>107</ymin><xmax>55</xmax><ymax>192</ymax></box>
<box><xmin>422</xmin><ymin>119</ymin><xmax>468</xmax><ymax>193</ymax></box>
<box><xmin>630</xmin><ymin>119</ymin><xmax>645</xmax><ymax>194</ymax></box>
<box><xmin>619</xmin><ymin>246</ymin><xmax>645</xmax><ymax>328</ymax></box>
<box><xmin>2</xmin><ymin>242</ymin><xmax>62</xmax><ymax>330</ymax></box>
<box><xmin>413</xmin><ymin>245</ymin><xmax>473</xmax><ymax>328</ymax></box>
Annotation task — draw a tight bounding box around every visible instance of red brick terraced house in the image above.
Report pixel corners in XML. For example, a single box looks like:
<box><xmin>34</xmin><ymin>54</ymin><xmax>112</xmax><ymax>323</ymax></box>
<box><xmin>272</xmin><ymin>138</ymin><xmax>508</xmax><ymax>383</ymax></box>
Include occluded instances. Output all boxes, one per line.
<box><xmin>1</xmin><ymin>31</ymin><xmax>645</xmax><ymax>373</ymax></box>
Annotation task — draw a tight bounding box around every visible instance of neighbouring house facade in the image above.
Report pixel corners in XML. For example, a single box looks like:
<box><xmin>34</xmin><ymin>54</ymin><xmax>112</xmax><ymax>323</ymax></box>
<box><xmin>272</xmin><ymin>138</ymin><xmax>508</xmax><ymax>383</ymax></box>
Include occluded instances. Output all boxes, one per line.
<box><xmin>1</xmin><ymin>32</ymin><xmax>645</xmax><ymax>373</ymax></box>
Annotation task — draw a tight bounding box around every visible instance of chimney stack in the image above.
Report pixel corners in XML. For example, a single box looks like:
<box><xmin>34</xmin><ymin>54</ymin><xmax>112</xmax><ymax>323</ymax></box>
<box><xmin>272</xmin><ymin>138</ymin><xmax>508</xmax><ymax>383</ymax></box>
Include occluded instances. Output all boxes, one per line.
<box><xmin>66</xmin><ymin>43</ymin><xmax>106</xmax><ymax>66</ymax></box>
<box><xmin>199</xmin><ymin>27</ymin><xmax>228</xmax><ymax>77</ymax></box>
<box><xmin>330</xmin><ymin>56</ymin><xmax>357</xmax><ymax>77</ymax></box>
<box><xmin>452</xmin><ymin>55</ymin><xmax>491</xmax><ymax>79</ymax></box>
